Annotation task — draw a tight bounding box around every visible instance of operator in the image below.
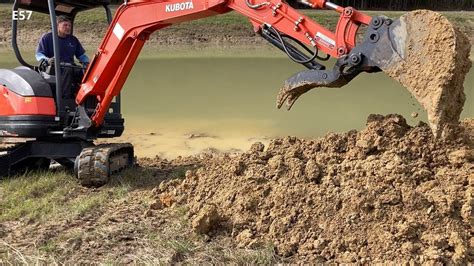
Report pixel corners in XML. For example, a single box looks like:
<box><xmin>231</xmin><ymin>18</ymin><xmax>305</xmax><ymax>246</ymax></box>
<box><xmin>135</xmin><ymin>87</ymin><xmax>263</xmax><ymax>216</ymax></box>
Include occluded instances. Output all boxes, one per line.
<box><xmin>35</xmin><ymin>15</ymin><xmax>90</xmax><ymax>99</ymax></box>
<box><xmin>36</xmin><ymin>15</ymin><xmax>89</xmax><ymax>66</ymax></box>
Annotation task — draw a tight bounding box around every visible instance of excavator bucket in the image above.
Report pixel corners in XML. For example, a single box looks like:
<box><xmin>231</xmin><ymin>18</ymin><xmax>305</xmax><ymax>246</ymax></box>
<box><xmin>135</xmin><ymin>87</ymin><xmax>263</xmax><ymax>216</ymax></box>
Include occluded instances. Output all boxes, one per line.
<box><xmin>278</xmin><ymin>10</ymin><xmax>472</xmax><ymax>138</ymax></box>
<box><xmin>375</xmin><ymin>10</ymin><xmax>471</xmax><ymax>137</ymax></box>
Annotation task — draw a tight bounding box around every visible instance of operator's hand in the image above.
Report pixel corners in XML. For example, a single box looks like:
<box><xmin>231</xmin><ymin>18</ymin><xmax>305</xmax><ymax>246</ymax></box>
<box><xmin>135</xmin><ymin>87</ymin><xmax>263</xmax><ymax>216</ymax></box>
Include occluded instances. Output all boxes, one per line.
<box><xmin>47</xmin><ymin>57</ymin><xmax>55</xmax><ymax>65</ymax></box>
<box><xmin>38</xmin><ymin>58</ymin><xmax>50</xmax><ymax>71</ymax></box>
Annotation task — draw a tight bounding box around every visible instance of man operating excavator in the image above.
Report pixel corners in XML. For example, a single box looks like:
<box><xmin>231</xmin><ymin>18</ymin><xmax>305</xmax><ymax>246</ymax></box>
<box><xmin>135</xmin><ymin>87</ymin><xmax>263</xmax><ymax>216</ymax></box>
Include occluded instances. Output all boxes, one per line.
<box><xmin>35</xmin><ymin>15</ymin><xmax>90</xmax><ymax>98</ymax></box>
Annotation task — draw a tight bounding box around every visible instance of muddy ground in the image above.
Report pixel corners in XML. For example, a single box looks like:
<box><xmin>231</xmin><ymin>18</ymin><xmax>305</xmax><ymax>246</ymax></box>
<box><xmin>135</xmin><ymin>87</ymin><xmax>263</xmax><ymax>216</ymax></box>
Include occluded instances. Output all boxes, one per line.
<box><xmin>1</xmin><ymin>114</ymin><xmax>473</xmax><ymax>263</ymax></box>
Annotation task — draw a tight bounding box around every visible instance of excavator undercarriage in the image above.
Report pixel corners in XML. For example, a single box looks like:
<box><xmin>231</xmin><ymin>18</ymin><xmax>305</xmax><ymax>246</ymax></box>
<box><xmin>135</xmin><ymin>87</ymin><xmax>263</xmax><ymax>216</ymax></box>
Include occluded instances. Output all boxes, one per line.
<box><xmin>0</xmin><ymin>139</ymin><xmax>134</xmax><ymax>185</ymax></box>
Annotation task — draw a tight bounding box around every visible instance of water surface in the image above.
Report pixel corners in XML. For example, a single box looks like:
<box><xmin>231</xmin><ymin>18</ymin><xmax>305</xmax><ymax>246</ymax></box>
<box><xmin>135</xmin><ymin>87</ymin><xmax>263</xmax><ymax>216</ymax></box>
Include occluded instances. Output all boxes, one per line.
<box><xmin>1</xmin><ymin>50</ymin><xmax>472</xmax><ymax>157</ymax></box>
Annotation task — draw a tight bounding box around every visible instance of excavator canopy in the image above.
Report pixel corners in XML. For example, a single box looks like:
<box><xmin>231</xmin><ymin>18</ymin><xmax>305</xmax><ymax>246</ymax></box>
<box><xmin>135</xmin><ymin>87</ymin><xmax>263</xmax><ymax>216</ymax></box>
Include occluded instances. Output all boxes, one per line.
<box><xmin>16</xmin><ymin>0</ymin><xmax>110</xmax><ymax>15</ymax></box>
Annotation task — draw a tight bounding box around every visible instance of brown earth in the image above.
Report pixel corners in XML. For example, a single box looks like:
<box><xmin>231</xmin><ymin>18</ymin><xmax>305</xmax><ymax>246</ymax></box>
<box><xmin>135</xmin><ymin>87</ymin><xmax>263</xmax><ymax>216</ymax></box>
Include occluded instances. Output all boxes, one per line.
<box><xmin>154</xmin><ymin>114</ymin><xmax>474</xmax><ymax>263</ymax></box>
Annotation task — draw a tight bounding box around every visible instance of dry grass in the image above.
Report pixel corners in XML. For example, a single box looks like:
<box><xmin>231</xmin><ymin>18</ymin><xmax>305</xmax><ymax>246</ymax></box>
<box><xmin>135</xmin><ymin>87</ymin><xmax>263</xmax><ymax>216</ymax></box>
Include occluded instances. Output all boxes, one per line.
<box><xmin>0</xmin><ymin>165</ymin><xmax>281</xmax><ymax>264</ymax></box>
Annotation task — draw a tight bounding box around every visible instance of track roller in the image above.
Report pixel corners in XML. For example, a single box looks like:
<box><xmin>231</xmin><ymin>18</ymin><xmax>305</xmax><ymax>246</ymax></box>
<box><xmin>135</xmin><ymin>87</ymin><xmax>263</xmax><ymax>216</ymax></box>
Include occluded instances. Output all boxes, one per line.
<box><xmin>74</xmin><ymin>143</ymin><xmax>134</xmax><ymax>187</ymax></box>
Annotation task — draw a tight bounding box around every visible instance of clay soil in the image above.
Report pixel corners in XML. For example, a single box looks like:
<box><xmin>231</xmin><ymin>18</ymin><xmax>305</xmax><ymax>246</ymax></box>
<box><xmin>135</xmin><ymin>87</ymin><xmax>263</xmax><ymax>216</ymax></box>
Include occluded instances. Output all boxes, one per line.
<box><xmin>153</xmin><ymin>114</ymin><xmax>474</xmax><ymax>263</ymax></box>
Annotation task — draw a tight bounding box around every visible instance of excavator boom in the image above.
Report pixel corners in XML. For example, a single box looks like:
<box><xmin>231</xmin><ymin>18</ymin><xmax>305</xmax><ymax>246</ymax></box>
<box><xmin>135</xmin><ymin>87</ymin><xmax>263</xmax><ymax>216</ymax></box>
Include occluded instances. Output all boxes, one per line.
<box><xmin>74</xmin><ymin>0</ymin><xmax>374</xmax><ymax>129</ymax></box>
<box><xmin>79</xmin><ymin>0</ymin><xmax>471</xmax><ymax>138</ymax></box>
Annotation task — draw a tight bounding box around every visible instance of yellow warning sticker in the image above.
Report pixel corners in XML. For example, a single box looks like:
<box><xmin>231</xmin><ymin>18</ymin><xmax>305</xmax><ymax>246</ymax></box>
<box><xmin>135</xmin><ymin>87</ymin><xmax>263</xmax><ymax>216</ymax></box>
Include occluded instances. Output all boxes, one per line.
<box><xmin>25</xmin><ymin>97</ymin><xmax>32</xmax><ymax>103</ymax></box>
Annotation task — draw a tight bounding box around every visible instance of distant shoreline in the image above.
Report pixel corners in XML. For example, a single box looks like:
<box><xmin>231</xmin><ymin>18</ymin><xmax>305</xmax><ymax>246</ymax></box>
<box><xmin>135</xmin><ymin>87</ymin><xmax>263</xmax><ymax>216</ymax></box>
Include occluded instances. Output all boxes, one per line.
<box><xmin>1</xmin><ymin>7</ymin><xmax>473</xmax><ymax>50</ymax></box>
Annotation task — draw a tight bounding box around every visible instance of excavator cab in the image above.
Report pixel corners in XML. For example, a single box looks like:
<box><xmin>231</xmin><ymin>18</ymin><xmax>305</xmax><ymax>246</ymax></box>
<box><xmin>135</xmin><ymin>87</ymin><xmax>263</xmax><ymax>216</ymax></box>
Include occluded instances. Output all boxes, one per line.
<box><xmin>0</xmin><ymin>0</ymin><xmax>132</xmax><ymax>178</ymax></box>
<box><xmin>0</xmin><ymin>0</ymin><xmax>123</xmax><ymax>139</ymax></box>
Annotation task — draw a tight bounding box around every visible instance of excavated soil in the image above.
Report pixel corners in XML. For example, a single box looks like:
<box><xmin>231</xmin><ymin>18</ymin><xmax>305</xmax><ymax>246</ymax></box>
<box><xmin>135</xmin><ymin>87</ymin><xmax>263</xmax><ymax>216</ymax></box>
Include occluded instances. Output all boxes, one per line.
<box><xmin>154</xmin><ymin>114</ymin><xmax>474</xmax><ymax>263</ymax></box>
<box><xmin>383</xmin><ymin>10</ymin><xmax>472</xmax><ymax>138</ymax></box>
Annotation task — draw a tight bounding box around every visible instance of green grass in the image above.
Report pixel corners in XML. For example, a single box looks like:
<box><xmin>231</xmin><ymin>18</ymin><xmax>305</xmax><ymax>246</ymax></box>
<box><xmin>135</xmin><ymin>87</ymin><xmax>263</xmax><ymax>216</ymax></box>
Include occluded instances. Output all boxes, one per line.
<box><xmin>226</xmin><ymin>245</ymin><xmax>279</xmax><ymax>265</ymax></box>
<box><xmin>0</xmin><ymin>165</ymin><xmax>284</xmax><ymax>264</ymax></box>
<box><xmin>0</xmin><ymin>171</ymin><xmax>75</xmax><ymax>222</ymax></box>
<box><xmin>165</xmin><ymin>238</ymin><xmax>196</xmax><ymax>254</ymax></box>
<box><xmin>0</xmin><ymin>166</ymin><xmax>164</xmax><ymax>223</ymax></box>
<box><xmin>38</xmin><ymin>240</ymin><xmax>59</xmax><ymax>253</ymax></box>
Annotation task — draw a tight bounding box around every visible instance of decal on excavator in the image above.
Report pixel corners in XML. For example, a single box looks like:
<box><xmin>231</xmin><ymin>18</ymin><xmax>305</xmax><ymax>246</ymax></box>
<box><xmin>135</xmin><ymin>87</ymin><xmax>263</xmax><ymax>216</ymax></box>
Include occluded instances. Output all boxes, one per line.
<box><xmin>113</xmin><ymin>23</ymin><xmax>125</xmax><ymax>40</ymax></box>
<box><xmin>165</xmin><ymin>1</ymin><xmax>194</xmax><ymax>12</ymax></box>
<box><xmin>315</xmin><ymin>32</ymin><xmax>335</xmax><ymax>49</ymax></box>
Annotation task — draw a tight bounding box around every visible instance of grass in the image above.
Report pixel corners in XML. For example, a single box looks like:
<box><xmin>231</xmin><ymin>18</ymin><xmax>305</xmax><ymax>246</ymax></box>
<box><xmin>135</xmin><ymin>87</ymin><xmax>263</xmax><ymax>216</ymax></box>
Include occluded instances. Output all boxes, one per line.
<box><xmin>38</xmin><ymin>240</ymin><xmax>59</xmax><ymax>253</ymax></box>
<box><xmin>0</xmin><ymin>170</ymin><xmax>76</xmax><ymax>222</ymax></box>
<box><xmin>0</xmin><ymin>155</ymin><xmax>194</xmax><ymax>224</ymax></box>
<box><xmin>165</xmin><ymin>238</ymin><xmax>196</xmax><ymax>255</ymax></box>
<box><xmin>0</xmin><ymin>166</ymin><xmax>163</xmax><ymax>262</ymax></box>
<box><xmin>0</xmin><ymin>165</ymin><xmax>164</xmax><ymax>223</ymax></box>
<box><xmin>0</xmin><ymin>162</ymin><xmax>284</xmax><ymax>264</ymax></box>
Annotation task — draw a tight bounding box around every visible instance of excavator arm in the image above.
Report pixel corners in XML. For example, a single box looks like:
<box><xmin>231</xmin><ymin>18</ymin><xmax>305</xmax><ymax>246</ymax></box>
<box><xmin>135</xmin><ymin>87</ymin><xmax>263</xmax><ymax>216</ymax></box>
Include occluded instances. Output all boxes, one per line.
<box><xmin>73</xmin><ymin>0</ymin><xmax>398</xmax><ymax>131</ymax></box>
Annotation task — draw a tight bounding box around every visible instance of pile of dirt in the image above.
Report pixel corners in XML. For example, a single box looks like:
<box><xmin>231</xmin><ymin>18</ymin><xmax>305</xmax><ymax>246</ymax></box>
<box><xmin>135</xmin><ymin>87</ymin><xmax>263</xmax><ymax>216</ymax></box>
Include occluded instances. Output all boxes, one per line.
<box><xmin>382</xmin><ymin>10</ymin><xmax>472</xmax><ymax>138</ymax></box>
<box><xmin>153</xmin><ymin>114</ymin><xmax>474</xmax><ymax>263</ymax></box>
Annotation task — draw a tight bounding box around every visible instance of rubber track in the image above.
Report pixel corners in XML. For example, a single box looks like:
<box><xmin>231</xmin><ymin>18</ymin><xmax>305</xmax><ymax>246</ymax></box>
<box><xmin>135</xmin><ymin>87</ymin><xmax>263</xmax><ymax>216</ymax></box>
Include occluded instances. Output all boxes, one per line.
<box><xmin>76</xmin><ymin>143</ymin><xmax>133</xmax><ymax>187</ymax></box>
<box><xmin>0</xmin><ymin>142</ymin><xmax>25</xmax><ymax>176</ymax></box>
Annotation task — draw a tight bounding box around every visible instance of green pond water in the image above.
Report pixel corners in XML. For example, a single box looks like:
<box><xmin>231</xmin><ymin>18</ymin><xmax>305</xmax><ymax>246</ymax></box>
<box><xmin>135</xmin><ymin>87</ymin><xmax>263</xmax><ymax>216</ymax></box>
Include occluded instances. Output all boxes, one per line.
<box><xmin>122</xmin><ymin>56</ymin><xmax>472</xmax><ymax>135</ymax></box>
<box><xmin>1</xmin><ymin>50</ymin><xmax>473</xmax><ymax>157</ymax></box>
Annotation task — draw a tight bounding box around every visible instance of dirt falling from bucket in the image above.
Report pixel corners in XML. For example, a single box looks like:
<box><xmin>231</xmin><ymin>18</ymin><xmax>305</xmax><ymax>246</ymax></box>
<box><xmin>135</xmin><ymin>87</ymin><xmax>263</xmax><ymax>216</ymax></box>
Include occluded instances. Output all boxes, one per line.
<box><xmin>382</xmin><ymin>10</ymin><xmax>472</xmax><ymax>138</ymax></box>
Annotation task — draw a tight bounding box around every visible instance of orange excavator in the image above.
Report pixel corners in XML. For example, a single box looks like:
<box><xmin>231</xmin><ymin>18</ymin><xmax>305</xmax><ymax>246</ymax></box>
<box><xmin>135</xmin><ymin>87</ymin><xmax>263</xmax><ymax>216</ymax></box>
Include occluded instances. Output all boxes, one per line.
<box><xmin>0</xmin><ymin>0</ymin><xmax>460</xmax><ymax>186</ymax></box>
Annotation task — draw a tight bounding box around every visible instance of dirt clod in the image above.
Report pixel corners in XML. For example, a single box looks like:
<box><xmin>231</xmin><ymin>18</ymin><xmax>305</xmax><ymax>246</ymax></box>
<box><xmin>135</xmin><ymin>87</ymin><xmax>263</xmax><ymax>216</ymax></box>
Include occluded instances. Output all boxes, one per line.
<box><xmin>191</xmin><ymin>204</ymin><xmax>220</xmax><ymax>235</ymax></box>
<box><xmin>159</xmin><ymin>114</ymin><xmax>474</xmax><ymax>263</ymax></box>
<box><xmin>149</xmin><ymin>200</ymin><xmax>164</xmax><ymax>210</ymax></box>
<box><xmin>143</xmin><ymin>209</ymin><xmax>154</xmax><ymax>218</ymax></box>
<box><xmin>250</xmin><ymin>142</ymin><xmax>265</xmax><ymax>153</ymax></box>
<box><xmin>159</xmin><ymin>194</ymin><xmax>175</xmax><ymax>208</ymax></box>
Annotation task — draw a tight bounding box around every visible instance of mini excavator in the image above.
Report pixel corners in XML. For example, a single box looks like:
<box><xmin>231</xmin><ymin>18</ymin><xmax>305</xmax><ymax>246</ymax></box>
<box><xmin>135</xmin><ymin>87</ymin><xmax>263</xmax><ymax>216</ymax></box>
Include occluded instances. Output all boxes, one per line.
<box><xmin>0</xmin><ymin>0</ymin><xmax>445</xmax><ymax>186</ymax></box>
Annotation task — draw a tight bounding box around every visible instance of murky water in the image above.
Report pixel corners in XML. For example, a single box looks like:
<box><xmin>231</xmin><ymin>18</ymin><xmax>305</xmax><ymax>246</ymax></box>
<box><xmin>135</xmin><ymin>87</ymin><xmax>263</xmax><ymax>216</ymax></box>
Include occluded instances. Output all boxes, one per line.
<box><xmin>1</xmin><ymin>51</ymin><xmax>473</xmax><ymax>157</ymax></box>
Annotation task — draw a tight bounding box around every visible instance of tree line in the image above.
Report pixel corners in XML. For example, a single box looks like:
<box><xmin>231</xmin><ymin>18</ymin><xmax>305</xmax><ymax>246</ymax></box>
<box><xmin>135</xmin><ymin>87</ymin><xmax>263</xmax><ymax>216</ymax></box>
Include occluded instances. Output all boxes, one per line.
<box><xmin>107</xmin><ymin>0</ymin><xmax>474</xmax><ymax>10</ymax></box>
<box><xmin>323</xmin><ymin>0</ymin><xmax>473</xmax><ymax>10</ymax></box>
<box><xmin>0</xmin><ymin>0</ymin><xmax>472</xmax><ymax>10</ymax></box>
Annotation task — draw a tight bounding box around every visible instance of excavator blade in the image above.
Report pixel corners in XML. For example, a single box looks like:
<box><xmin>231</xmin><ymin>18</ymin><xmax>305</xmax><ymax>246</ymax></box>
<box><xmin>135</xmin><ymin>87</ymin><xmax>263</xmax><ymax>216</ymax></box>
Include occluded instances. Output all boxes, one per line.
<box><xmin>278</xmin><ymin>10</ymin><xmax>471</xmax><ymax>137</ymax></box>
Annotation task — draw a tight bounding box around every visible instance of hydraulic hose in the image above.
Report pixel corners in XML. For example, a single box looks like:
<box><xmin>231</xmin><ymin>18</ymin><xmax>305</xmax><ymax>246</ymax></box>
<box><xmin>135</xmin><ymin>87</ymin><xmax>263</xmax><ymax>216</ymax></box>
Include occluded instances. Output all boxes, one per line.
<box><xmin>266</xmin><ymin>25</ymin><xmax>319</xmax><ymax>64</ymax></box>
